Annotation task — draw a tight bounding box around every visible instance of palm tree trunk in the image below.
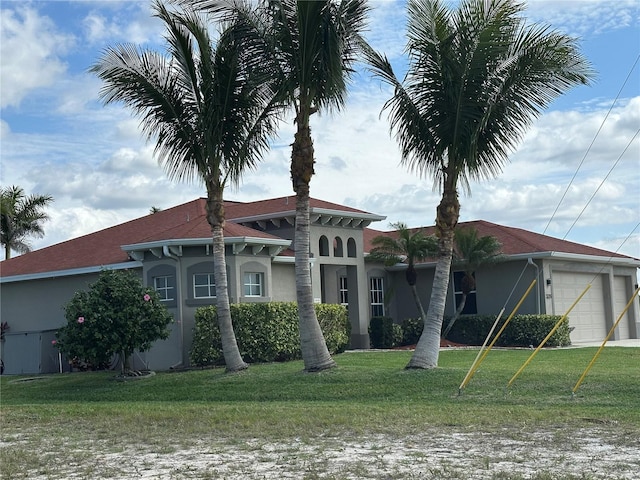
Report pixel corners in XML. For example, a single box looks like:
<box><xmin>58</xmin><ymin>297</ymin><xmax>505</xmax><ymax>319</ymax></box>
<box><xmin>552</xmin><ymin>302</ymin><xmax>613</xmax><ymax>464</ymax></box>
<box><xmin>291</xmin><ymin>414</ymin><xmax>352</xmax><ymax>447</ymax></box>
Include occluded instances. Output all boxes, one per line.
<box><xmin>4</xmin><ymin>244</ymin><xmax>10</xmax><ymax>260</ymax></box>
<box><xmin>410</xmin><ymin>284</ymin><xmax>428</xmax><ymax>325</ymax></box>
<box><xmin>407</xmin><ymin>179</ymin><xmax>459</xmax><ymax>369</ymax></box>
<box><xmin>291</xmin><ymin>117</ymin><xmax>335</xmax><ymax>373</ymax></box>
<box><xmin>207</xmin><ymin>192</ymin><xmax>248</xmax><ymax>373</ymax></box>
<box><xmin>442</xmin><ymin>293</ymin><xmax>467</xmax><ymax>338</ymax></box>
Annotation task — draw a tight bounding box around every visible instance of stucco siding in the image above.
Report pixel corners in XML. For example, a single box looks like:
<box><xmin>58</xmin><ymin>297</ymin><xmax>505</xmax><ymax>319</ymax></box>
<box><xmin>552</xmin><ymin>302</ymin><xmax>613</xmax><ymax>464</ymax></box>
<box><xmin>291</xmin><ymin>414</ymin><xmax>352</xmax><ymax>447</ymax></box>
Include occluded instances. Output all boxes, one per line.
<box><xmin>271</xmin><ymin>263</ymin><xmax>297</xmax><ymax>302</ymax></box>
<box><xmin>0</xmin><ymin>273</ymin><xmax>102</xmax><ymax>333</ymax></box>
<box><xmin>473</xmin><ymin>261</ymin><xmax>540</xmax><ymax>316</ymax></box>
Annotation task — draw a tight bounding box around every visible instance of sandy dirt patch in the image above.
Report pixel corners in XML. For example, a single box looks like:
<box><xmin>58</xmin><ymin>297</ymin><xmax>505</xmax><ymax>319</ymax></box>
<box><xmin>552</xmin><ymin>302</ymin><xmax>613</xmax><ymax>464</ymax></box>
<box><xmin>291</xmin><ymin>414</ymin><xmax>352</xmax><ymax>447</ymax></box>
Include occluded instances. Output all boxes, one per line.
<box><xmin>8</xmin><ymin>426</ymin><xmax>638</xmax><ymax>479</ymax></box>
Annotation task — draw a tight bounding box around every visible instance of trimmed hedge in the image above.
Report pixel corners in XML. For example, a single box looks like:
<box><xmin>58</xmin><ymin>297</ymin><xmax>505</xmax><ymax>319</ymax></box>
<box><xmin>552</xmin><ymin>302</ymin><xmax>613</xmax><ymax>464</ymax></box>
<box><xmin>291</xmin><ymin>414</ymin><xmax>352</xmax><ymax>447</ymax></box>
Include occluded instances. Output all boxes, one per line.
<box><xmin>190</xmin><ymin>302</ymin><xmax>350</xmax><ymax>366</ymax></box>
<box><xmin>369</xmin><ymin>316</ymin><xmax>394</xmax><ymax>349</ymax></box>
<box><xmin>400</xmin><ymin>314</ymin><xmax>571</xmax><ymax>348</ymax></box>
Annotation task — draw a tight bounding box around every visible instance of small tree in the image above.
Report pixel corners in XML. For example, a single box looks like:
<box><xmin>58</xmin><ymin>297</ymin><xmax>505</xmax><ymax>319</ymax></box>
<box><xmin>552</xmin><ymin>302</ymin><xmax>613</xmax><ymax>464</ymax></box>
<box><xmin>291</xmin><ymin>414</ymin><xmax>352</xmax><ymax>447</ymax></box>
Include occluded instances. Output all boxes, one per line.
<box><xmin>55</xmin><ymin>269</ymin><xmax>173</xmax><ymax>374</ymax></box>
<box><xmin>441</xmin><ymin>227</ymin><xmax>504</xmax><ymax>338</ymax></box>
<box><xmin>368</xmin><ymin>222</ymin><xmax>439</xmax><ymax>324</ymax></box>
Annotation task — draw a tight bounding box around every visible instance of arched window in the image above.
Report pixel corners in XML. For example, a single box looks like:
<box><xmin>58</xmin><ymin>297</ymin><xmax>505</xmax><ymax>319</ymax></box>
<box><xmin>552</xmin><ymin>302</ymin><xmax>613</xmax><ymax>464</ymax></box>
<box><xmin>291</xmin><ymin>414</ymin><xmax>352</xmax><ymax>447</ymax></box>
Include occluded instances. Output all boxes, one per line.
<box><xmin>333</xmin><ymin>236</ymin><xmax>344</xmax><ymax>257</ymax></box>
<box><xmin>347</xmin><ymin>237</ymin><xmax>357</xmax><ymax>258</ymax></box>
<box><xmin>319</xmin><ymin>235</ymin><xmax>330</xmax><ymax>256</ymax></box>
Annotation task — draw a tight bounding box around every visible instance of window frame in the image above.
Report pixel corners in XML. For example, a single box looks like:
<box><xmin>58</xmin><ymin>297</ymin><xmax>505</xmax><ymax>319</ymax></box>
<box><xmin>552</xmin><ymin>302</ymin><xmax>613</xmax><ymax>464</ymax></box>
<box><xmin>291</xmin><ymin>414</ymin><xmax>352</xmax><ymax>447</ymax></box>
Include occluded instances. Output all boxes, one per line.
<box><xmin>243</xmin><ymin>272</ymin><xmax>264</xmax><ymax>297</ymax></box>
<box><xmin>193</xmin><ymin>272</ymin><xmax>216</xmax><ymax>299</ymax></box>
<box><xmin>339</xmin><ymin>275</ymin><xmax>348</xmax><ymax>306</ymax></box>
<box><xmin>369</xmin><ymin>276</ymin><xmax>385</xmax><ymax>317</ymax></box>
<box><xmin>153</xmin><ymin>275</ymin><xmax>174</xmax><ymax>302</ymax></box>
<box><xmin>452</xmin><ymin>271</ymin><xmax>478</xmax><ymax>315</ymax></box>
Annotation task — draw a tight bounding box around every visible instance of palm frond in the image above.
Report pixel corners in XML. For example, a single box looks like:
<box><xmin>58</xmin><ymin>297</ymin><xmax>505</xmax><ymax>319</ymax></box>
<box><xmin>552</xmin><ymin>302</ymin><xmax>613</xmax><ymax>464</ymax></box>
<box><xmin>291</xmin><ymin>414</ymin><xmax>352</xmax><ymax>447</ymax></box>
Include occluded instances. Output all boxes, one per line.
<box><xmin>365</xmin><ymin>0</ymin><xmax>594</xmax><ymax>195</ymax></box>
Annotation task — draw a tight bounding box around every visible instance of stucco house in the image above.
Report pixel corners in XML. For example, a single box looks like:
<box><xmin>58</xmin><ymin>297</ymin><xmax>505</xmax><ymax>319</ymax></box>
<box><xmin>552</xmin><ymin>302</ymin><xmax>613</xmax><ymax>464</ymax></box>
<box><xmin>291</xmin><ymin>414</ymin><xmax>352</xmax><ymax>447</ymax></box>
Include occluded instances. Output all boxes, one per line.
<box><xmin>1</xmin><ymin>196</ymin><xmax>638</xmax><ymax>374</ymax></box>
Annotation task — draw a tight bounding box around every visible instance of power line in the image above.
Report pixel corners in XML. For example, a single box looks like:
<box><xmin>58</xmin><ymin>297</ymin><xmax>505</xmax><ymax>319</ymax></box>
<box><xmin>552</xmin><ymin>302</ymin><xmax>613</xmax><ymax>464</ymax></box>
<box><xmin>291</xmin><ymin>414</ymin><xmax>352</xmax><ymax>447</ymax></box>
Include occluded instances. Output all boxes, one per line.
<box><xmin>543</xmin><ymin>54</ymin><xmax>640</xmax><ymax>235</ymax></box>
<box><xmin>563</xmin><ymin>128</ymin><xmax>640</xmax><ymax>240</ymax></box>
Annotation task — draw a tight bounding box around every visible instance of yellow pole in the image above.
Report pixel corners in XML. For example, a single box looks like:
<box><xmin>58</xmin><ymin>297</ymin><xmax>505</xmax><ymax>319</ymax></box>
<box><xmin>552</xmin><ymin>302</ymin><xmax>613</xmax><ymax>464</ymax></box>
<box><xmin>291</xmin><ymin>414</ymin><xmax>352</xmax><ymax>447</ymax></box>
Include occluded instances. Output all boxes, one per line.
<box><xmin>572</xmin><ymin>285</ymin><xmax>640</xmax><ymax>394</ymax></box>
<box><xmin>508</xmin><ymin>283</ymin><xmax>592</xmax><ymax>389</ymax></box>
<box><xmin>458</xmin><ymin>307</ymin><xmax>505</xmax><ymax>395</ymax></box>
<box><xmin>459</xmin><ymin>279</ymin><xmax>537</xmax><ymax>392</ymax></box>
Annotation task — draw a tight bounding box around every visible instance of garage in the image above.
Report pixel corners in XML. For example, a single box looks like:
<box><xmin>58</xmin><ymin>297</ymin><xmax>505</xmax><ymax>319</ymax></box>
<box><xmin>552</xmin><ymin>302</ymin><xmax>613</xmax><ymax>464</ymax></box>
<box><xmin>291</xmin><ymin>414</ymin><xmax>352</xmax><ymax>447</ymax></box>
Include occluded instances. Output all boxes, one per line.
<box><xmin>612</xmin><ymin>276</ymin><xmax>632</xmax><ymax>340</ymax></box>
<box><xmin>552</xmin><ymin>271</ymin><xmax>607</xmax><ymax>343</ymax></box>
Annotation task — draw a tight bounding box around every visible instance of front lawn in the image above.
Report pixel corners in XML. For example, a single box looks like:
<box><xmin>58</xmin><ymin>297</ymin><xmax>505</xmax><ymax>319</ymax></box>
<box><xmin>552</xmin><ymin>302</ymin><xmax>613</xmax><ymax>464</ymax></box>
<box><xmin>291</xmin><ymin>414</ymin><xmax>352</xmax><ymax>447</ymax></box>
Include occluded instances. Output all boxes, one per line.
<box><xmin>1</xmin><ymin>347</ymin><xmax>638</xmax><ymax>479</ymax></box>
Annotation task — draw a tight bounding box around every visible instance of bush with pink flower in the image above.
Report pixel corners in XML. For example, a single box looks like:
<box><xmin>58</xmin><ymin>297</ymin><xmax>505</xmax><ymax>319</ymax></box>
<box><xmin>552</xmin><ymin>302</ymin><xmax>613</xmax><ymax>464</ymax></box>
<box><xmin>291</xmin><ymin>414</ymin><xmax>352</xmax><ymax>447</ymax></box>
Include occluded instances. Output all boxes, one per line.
<box><xmin>54</xmin><ymin>269</ymin><xmax>173</xmax><ymax>373</ymax></box>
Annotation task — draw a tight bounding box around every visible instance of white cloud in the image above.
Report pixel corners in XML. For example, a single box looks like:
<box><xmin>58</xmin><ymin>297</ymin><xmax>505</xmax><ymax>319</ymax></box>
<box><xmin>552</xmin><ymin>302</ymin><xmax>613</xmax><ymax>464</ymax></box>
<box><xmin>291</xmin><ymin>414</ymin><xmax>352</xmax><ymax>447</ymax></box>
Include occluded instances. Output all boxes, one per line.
<box><xmin>82</xmin><ymin>2</ymin><xmax>162</xmax><ymax>46</ymax></box>
<box><xmin>0</xmin><ymin>6</ymin><xmax>75</xmax><ymax>108</ymax></box>
<box><xmin>0</xmin><ymin>119</ymin><xmax>9</xmax><ymax>139</ymax></box>
<box><xmin>526</xmin><ymin>0</ymin><xmax>640</xmax><ymax>36</ymax></box>
<box><xmin>2</xmin><ymin>0</ymin><xmax>638</xmax><ymax>265</ymax></box>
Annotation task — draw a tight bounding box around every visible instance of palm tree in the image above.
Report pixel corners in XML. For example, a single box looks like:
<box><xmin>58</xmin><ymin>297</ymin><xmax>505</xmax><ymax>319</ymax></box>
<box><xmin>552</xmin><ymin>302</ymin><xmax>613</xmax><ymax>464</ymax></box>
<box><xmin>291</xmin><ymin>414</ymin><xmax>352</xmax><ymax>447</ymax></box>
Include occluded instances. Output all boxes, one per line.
<box><xmin>441</xmin><ymin>227</ymin><xmax>503</xmax><ymax>338</ymax></box>
<box><xmin>192</xmin><ymin>0</ymin><xmax>370</xmax><ymax>371</ymax></box>
<box><xmin>91</xmin><ymin>1</ymin><xmax>282</xmax><ymax>372</ymax></box>
<box><xmin>1</xmin><ymin>185</ymin><xmax>53</xmax><ymax>260</ymax></box>
<box><xmin>364</xmin><ymin>0</ymin><xmax>594</xmax><ymax>368</ymax></box>
<box><xmin>368</xmin><ymin>222</ymin><xmax>438</xmax><ymax>325</ymax></box>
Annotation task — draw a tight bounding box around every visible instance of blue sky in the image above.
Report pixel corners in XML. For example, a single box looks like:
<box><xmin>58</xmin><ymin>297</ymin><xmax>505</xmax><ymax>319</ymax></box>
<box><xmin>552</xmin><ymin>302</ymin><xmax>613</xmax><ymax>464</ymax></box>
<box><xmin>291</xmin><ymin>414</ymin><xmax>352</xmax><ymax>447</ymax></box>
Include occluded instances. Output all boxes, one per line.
<box><xmin>1</xmin><ymin>0</ymin><xmax>639</xmax><ymax>261</ymax></box>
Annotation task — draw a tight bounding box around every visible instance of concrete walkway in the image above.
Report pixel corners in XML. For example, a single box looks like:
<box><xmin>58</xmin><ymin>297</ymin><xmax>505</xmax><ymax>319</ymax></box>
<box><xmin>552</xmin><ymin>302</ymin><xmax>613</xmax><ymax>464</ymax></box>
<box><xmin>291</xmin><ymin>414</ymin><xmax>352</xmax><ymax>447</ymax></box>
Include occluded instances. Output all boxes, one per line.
<box><xmin>569</xmin><ymin>338</ymin><xmax>639</xmax><ymax>348</ymax></box>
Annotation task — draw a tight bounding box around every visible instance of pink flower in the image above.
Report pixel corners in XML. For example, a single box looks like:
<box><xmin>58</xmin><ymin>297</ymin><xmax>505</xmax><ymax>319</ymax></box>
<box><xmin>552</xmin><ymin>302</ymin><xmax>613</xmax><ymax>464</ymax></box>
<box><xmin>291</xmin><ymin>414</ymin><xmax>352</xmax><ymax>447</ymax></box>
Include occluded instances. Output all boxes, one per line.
<box><xmin>77</xmin><ymin>316</ymin><xmax>85</xmax><ymax>324</ymax></box>
<box><xmin>143</xmin><ymin>294</ymin><xmax>151</xmax><ymax>302</ymax></box>
<box><xmin>51</xmin><ymin>340</ymin><xmax>57</xmax><ymax>345</ymax></box>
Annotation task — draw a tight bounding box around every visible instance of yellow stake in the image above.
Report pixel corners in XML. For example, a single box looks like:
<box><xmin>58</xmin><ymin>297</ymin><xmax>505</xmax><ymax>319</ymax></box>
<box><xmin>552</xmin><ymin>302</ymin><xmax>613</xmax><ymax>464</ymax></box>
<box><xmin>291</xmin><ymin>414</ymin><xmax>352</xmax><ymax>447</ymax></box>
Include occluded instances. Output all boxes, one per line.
<box><xmin>459</xmin><ymin>279</ymin><xmax>537</xmax><ymax>392</ymax></box>
<box><xmin>508</xmin><ymin>283</ymin><xmax>592</xmax><ymax>389</ymax></box>
<box><xmin>572</xmin><ymin>285</ymin><xmax>640</xmax><ymax>394</ymax></box>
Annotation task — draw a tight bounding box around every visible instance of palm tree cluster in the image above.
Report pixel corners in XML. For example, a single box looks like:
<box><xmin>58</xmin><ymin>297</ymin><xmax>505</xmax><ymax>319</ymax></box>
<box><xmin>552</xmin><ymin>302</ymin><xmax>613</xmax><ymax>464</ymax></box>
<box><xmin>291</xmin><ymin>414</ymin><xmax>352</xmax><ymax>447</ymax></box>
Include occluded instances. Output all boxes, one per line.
<box><xmin>365</xmin><ymin>0</ymin><xmax>593</xmax><ymax>368</ymax></box>
<box><xmin>368</xmin><ymin>224</ymin><xmax>504</xmax><ymax>341</ymax></box>
<box><xmin>88</xmin><ymin>0</ymin><xmax>592</xmax><ymax>371</ymax></box>
<box><xmin>1</xmin><ymin>186</ymin><xmax>53</xmax><ymax>260</ymax></box>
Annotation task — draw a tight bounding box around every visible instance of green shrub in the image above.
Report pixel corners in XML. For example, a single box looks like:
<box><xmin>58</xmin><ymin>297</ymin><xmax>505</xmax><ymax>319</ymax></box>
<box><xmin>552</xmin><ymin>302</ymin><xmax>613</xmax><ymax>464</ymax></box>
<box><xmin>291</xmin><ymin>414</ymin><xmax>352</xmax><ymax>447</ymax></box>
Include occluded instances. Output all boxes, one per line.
<box><xmin>446</xmin><ymin>314</ymin><xmax>571</xmax><ymax>347</ymax></box>
<box><xmin>190</xmin><ymin>302</ymin><xmax>350</xmax><ymax>367</ymax></box>
<box><xmin>316</xmin><ymin>304</ymin><xmax>351</xmax><ymax>354</ymax></box>
<box><xmin>392</xmin><ymin>323</ymin><xmax>403</xmax><ymax>347</ymax></box>
<box><xmin>369</xmin><ymin>316</ymin><xmax>394</xmax><ymax>349</ymax></box>
<box><xmin>400</xmin><ymin>317</ymin><xmax>423</xmax><ymax>346</ymax></box>
<box><xmin>55</xmin><ymin>270</ymin><xmax>173</xmax><ymax>372</ymax></box>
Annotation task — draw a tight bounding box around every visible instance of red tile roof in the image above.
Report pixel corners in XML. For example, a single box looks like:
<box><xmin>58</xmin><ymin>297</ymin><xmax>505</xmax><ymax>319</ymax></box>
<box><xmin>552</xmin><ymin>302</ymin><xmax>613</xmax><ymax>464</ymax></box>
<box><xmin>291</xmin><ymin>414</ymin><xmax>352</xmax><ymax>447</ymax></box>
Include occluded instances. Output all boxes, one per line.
<box><xmin>225</xmin><ymin>195</ymin><xmax>373</xmax><ymax>219</ymax></box>
<box><xmin>363</xmin><ymin>220</ymin><xmax>636</xmax><ymax>260</ymax></box>
<box><xmin>2</xmin><ymin>200</ymin><xmax>635</xmax><ymax>280</ymax></box>
<box><xmin>0</xmin><ymin>198</ymin><xmax>282</xmax><ymax>278</ymax></box>
<box><xmin>0</xmin><ymin>196</ymin><xmax>380</xmax><ymax>278</ymax></box>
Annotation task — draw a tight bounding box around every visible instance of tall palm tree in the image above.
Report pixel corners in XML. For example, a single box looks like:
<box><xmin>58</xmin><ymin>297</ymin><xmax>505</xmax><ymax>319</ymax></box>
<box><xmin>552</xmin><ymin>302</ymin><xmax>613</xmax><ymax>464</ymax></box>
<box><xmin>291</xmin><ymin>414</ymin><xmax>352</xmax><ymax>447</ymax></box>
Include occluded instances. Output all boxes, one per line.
<box><xmin>441</xmin><ymin>227</ymin><xmax>503</xmax><ymax>338</ymax></box>
<box><xmin>364</xmin><ymin>0</ymin><xmax>594</xmax><ymax>368</ymax></box>
<box><xmin>91</xmin><ymin>1</ymin><xmax>282</xmax><ymax>372</ymax></box>
<box><xmin>191</xmin><ymin>0</ymin><xmax>370</xmax><ymax>371</ymax></box>
<box><xmin>368</xmin><ymin>222</ymin><xmax>438</xmax><ymax>324</ymax></box>
<box><xmin>0</xmin><ymin>185</ymin><xmax>53</xmax><ymax>260</ymax></box>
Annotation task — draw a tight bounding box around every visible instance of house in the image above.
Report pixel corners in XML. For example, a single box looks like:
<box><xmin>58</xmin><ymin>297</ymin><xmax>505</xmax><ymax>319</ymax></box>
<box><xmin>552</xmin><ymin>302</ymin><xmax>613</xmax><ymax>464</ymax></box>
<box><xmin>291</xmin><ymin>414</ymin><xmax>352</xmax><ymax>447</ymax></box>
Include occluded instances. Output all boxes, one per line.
<box><xmin>368</xmin><ymin>221</ymin><xmax>640</xmax><ymax>345</ymax></box>
<box><xmin>1</xmin><ymin>196</ymin><xmax>638</xmax><ymax>374</ymax></box>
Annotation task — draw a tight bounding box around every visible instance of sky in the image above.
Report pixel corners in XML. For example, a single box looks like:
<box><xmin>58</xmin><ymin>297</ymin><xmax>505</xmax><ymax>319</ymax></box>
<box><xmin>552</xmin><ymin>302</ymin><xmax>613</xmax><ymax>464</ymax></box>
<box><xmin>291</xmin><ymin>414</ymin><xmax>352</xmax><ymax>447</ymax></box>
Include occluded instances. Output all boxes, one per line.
<box><xmin>1</xmin><ymin>0</ymin><xmax>639</xmax><ymax>262</ymax></box>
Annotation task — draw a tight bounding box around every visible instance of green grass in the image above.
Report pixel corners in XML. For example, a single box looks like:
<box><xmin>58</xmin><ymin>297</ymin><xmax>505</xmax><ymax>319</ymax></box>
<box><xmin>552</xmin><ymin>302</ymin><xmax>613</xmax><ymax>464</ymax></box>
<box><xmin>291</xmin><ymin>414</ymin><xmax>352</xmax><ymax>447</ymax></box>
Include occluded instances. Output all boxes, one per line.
<box><xmin>1</xmin><ymin>348</ymin><xmax>639</xmax><ymax>479</ymax></box>
<box><xmin>2</xmin><ymin>347</ymin><xmax>638</xmax><ymax>439</ymax></box>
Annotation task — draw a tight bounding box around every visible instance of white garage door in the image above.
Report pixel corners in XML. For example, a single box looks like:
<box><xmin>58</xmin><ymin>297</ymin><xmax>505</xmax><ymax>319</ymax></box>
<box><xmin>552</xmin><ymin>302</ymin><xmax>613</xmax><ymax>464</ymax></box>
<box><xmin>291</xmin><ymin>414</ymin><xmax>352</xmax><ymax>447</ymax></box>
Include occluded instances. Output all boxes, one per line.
<box><xmin>612</xmin><ymin>276</ymin><xmax>631</xmax><ymax>340</ymax></box>
<box><xmin>553</xmin><ymin>272</ymin><xmax>606</xmax><ymax>343</ymax></box>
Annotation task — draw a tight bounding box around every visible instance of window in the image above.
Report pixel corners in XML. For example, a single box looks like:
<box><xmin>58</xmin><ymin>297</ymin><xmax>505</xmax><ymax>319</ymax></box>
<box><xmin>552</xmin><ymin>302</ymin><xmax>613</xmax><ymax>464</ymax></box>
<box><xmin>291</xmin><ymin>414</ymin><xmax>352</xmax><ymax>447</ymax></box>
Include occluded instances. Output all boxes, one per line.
<box><xmin>334</xmin><ymin>237</ymin><xmax>344</xmax><ymax>257</ymax></box>
<box><xmin>339</xmin><ymin>276</ymin><xmax>348</xmax><ymax>306</ymax></box>
<box><xmin>347</xmin><ymin>237</ymin><xmax>357</xmax><ymax>258</ymax></box>
<box><xmin>319</xmin><ymin>235</ymin><xmax>330</xmax><ymax>256</ymax></box>
<box><xmin>453</xmin><ymin>271</ymin><xmax>477</xmax><ymax>315</ymax></box>
<box><xmin>153</xmin><ymin>275</ymin><xmax>174</xmax><ymax>301</ymax></box>
<box><xmin>194</xmin><ymin>273</ymin><xmax>216</xmax><ymax>298</ymax></box>
<box><xmin>369</xmin><ymin>277</ymin><xmax>385</xmax><ymax>317</ymax></box>
<box><xmin>244</xmin><ymin>272</ymin><xmax>264</xmax><ymax>297</ymax></box>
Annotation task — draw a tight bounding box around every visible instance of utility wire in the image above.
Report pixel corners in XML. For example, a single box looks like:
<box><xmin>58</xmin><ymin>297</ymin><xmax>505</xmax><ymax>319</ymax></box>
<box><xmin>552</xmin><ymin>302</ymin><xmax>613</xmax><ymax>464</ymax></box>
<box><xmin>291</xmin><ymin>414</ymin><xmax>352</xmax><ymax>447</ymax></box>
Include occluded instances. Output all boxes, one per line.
<box><xmin>563</xmin><ymin>128</ymin><xmax>640</xmax><ymax>240</ymax></box>
<box><xmin>543</xmin><ymin>54</ymin><xmax>640</xmax><ymax>235</ymax></box>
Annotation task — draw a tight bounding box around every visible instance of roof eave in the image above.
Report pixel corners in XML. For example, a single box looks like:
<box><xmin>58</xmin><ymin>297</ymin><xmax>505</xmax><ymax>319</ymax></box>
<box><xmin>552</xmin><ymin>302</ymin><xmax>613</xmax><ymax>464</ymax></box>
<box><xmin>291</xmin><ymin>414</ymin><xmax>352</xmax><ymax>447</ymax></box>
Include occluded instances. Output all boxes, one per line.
<box><xmin>232</xmin><ymin>208</ymin><xmax>386</xmax><ymax>226</ymax></box>
<box><xmin>0</xmin><ymin>261</ymin><xmax>143</xmax><ymax>284</ymax></box>
<box><xmin>373</xmin><ymin>251</ymin><xmax>640</xmax><ymax>271</ymax></box>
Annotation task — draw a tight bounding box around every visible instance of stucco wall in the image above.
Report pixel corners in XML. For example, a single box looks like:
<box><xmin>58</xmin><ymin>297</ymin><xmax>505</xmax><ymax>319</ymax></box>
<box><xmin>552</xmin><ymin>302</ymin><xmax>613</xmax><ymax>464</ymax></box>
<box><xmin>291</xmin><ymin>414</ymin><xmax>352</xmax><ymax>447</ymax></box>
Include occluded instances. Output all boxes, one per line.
<box><xmin>0</xmin><ymin>272</ymin><xmax>104</xmax><ymax>333</ymax></box>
